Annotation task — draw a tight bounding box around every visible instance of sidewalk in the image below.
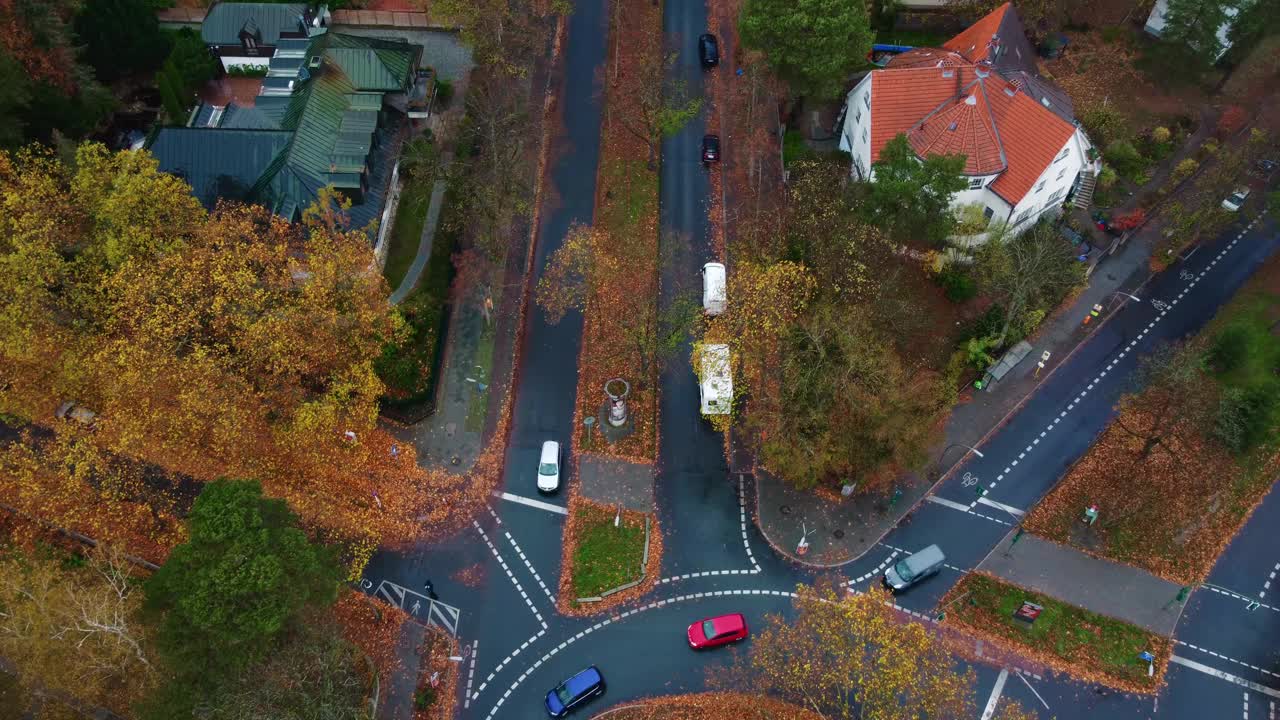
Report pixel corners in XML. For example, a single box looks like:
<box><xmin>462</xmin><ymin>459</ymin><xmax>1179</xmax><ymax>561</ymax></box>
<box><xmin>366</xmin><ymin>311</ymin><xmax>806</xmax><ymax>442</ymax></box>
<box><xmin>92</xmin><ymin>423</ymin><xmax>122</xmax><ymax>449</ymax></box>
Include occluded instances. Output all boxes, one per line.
<box><xmin>977</xmin><ymin>532</ymin><xmax>1185</xmax><ymax>636</ymax></box>
<box><xmin>388</xmin><ymin>173</ymin><xmax>449</xmax><ymax>305</ymax></box>
<box><xmin>754</xmin><ymin>232</ymin><xmax>1156</xmax><ymax>566</ymax></box>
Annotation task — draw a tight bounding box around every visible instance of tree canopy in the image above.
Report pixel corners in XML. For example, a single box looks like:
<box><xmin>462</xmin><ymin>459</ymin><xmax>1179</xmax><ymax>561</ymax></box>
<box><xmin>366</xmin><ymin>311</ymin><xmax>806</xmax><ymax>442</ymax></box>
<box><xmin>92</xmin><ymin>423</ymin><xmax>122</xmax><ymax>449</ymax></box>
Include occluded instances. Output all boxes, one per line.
<box><xmin>1160</xmin><ymin>0</ymin><xmax>1241</xmax><ymax>67</ymax></box>
<box><xmin>860</xmin><ymin>133</ymin><xmax>969</xmax><ymax>245</ymax></box>
<box><xmin>144</xmin><ymin>480</ymin><xmax>343</xmax><ymax>683</ymax></box>
<box><xmin>74</xmin><ymin>0</ymin><xmax>171</xmax><ymax>83</ymax></box>
<box><xmin>740</xmin><ymin>0</ymin><xmax>875</xmax><ymax>99</ymax></box>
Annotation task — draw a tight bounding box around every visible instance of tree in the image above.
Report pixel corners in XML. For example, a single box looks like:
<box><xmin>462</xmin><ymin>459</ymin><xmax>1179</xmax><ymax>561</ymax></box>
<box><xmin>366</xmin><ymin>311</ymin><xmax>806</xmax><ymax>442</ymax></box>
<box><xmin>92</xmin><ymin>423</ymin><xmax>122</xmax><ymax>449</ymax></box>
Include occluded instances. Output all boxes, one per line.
<box><xmin>740</xmin><ymin>0</ymin><xmax>875</xmax><ymax>99</ymax></box>
<box><xmin>706</xmin><ymin>260</ymin><xmax>816</xmax><ymax>397</ymax></box>
<box><xmin>785</xmin><ymin>158</ymin><xmax>893</xmax><ymax>304</ymax></box>
<box><xmin>756</xmin><ymin>301</ymin><xmax>945</xmax><ymax>491</ymax></box>
<box><xmin>975</xmin><ymin>220</ymin><xmax>1086</xmax><ymax>347</ymax></box>
<box><xmin>723</xmin><ymin>579</ymin><xmax>1037</xmax><ymax>720</ymax></box>
<box><xmin>616</xmin><ymin>49</ymin><xmax>702</xmax><ymax>169</ymax></box>
<box><xmin>0</xmin><ymin>546</ymin><xmax>156</xmax><ymax>716</ymax></box>
<box><xmin>144</xmin><ymin>480</ymin><xmax>343</xmax><ymax>690</ymax></box>
<box><xmin>199</xmin><ymin>613</ymin><xmax>372</xmax><ymax>720</ymax></box>
<box><xmin>456</xmin><ymin>73</ymin><xmax>532</xmax><ymax>258</ymax></box>
<box><xmin>74</xmin><ymin>0</ymin><xmax>171</xmax><ymax>83</ymax></box>
<box><xmin>400</xmin><ymin>132</ymin><xmax>445</xmax><ymax>185</ymax></box>
<box><xmin>861</xmin><ymin>134</ymin><xmax>968</xmax><ymax>245</ymax></box>
<box><xmin>433</xmin><ymin>0</ymin><xmax>565</xmax><ymax>77</ymax></box>
<box><xmin>1159</xmin><ymin>0</ymin><xmax>1241</xmax><ymax>68</ymax></box>
<box><xmin>0</xmin><ymin>50</ymin><xmax>31</xmax><ymax>148</ymax></box>
<box><xmin>156</xmin><ymin>28</ymin><xmax>217</xmax><ymax>122</ymax></box>
<box><xmin>1113</xmin><ymin>340</ymin><xmax>1217</xmax><ymax>462</ymax></box>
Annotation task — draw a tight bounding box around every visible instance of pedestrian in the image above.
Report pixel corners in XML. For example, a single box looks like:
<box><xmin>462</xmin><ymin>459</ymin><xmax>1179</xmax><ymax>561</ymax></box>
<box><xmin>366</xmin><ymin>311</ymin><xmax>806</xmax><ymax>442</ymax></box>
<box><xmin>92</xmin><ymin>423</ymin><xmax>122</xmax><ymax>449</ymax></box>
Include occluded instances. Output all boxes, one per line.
<box><xmin>424</xmin><ymin>580</ymin><xmax>438</xmax><ymax>600</ymax></box>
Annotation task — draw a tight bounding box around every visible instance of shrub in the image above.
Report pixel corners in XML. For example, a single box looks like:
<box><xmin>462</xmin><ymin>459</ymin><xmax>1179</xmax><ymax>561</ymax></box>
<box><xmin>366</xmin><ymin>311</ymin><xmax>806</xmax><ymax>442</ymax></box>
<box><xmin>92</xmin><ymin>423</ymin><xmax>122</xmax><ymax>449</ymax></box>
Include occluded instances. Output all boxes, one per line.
<box><xmin>1217</xmin><ymin>106</ymin><xmax>1247</xmax><ymax>137</ymax></box>
<box><xmin>1214</xmin><ymin>384</ymin><xmax>1280</xmax><ymax>453</ymax></box>
<box><xmin>1104</xmin><ymin>139</ymin><xmax>1146</xmax><ymax>179</ymax></box>
<box><xmin>1100</xmin><ymin>25</ymin><xmax>1128</xmax><ymax>44</ymax></box>
<box><xmin>1151</xmin><ymin>126</ymin><xmax>1171</xmax><ymax>144</ymax></box>
<box><xmin>435</xmin><ymin>78</ymin><xmax>454</xmax><ymax>108</ymax></box>
<box><xmin>1171</xmin><ymin>158</ymin><xmax>1199</xmax><ymax>185</ymax></box>
<box><xmin>1097</xmin><ymin>165</ymin><xmax>1119</xmax><ymax>188</ymax></box>
<box><xmin>964</xmin><ymin>335</ymin><xmax>999</xmax><ymax>370</ymax></box>
<box><xmin>938</xmin><ymin>266</ymin><xmax>977</xmax><ymax>303</ymax></box>
<box><xmin>1207</xmin><ymin>325</ymin><xmax>1252</xmax><ymax>374</ymax></box>
<box><xmin>415</xmin><ymin>687</ymin><xmax>438</xmax><ymax>710</ymax></box>
<box><xmin>1080</xmin><ymin>105</ymin><xmax>1128</xmax><ymax>147</ymax></box>
<box><xmin>1201</xmin><ymin>138</ymin><xmax>1220</xmax><ymax>156</ymax></box>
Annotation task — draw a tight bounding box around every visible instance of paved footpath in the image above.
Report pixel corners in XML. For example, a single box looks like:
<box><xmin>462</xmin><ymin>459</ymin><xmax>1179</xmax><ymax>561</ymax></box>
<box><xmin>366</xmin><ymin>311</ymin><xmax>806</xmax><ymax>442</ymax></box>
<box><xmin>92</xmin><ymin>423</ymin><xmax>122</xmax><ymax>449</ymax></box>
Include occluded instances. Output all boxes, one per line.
<box><xmin>978</xmin><ymin>532</ymin><xmax>1185</xmax><ymax>636</ymax></box>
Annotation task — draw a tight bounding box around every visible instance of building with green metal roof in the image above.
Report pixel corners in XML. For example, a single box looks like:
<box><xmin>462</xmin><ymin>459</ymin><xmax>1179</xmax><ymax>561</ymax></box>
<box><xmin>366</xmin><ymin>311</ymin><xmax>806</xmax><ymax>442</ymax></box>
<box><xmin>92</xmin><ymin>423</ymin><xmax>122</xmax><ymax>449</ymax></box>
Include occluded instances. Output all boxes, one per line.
<box><xmin>150</xmin><ymin>28</ymin><xmax>422</xmax><ymax>234</ymax></box>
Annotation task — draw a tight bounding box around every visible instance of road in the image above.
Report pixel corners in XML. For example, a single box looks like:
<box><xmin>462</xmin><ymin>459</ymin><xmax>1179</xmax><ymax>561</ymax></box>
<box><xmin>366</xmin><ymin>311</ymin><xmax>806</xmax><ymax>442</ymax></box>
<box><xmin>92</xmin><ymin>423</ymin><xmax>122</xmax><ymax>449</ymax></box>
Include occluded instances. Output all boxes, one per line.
<box><xmin>357</xmin><ymin>0</ymin><xmax>1280</xmax><ymax>717</ymax></box>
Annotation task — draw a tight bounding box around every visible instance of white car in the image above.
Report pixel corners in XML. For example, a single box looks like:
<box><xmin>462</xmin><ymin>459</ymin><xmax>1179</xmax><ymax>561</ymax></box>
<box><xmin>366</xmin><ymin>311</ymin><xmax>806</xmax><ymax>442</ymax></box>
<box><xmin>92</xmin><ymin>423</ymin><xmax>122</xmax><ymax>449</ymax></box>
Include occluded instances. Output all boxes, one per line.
<box><xmin>537</xmin><ymin>441</ymin><xmax>561</xmax><ymax>493</ymax></box>
<box><xmin>1222</xmin><ymin>187</ymin><xmax>1250</xmax><ymax>212</ymax></box>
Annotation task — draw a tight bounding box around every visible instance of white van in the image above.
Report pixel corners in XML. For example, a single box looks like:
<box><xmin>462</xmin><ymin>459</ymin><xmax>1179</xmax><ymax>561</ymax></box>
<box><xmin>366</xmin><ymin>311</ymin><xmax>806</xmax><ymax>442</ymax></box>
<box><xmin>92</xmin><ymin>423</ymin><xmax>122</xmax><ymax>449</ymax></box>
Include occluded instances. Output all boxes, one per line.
<box><xmin>883</xmin><ymin>544</ymin><xmax>945</xmax><ymax>592</ymax></box>
<box><xmin>701</xmin><ymin>262</ymin><xmax>726</xmax><ymax>316</ymax></box>
<box><xmin>697</xmin><ymin>343</ymin><xmax>733</xmax><ymax>415</ymax></box>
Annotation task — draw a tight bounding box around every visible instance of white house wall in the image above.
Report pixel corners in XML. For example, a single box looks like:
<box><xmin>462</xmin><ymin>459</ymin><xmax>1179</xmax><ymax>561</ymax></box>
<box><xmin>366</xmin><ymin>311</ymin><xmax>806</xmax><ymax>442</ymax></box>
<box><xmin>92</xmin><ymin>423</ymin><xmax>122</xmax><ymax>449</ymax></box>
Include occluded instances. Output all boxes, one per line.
<box><xmin>839</xmin><ymin>75</ymin><xmax>874</xmax><ymax>180</ymax></box>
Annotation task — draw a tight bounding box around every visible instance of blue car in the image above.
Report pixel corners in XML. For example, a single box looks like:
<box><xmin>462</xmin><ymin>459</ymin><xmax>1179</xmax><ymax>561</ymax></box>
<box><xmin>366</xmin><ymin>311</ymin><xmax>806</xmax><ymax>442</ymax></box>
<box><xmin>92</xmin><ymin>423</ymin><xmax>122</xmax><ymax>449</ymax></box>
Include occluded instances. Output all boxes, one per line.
<box><xmin>545</xmin><ymin>666</ymin><xmax>605</xmax><ymax>717</ymax></box>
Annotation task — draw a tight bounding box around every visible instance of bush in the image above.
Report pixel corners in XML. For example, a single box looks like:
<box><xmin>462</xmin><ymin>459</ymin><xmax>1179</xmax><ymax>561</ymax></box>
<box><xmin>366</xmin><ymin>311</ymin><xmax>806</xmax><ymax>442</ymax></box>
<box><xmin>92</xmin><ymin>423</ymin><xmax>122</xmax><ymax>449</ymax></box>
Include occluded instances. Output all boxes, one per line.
<box><xmin>938</xmin><ymin>266</ymin><xmax>977</xmax><ymax>303</ymax></box>
<box><xmin>415</xmin><ymin>687</ymin><xmax>437</xmax><ymax>710</ymax></box>
<box><xmin>1207</xmin><ymin>325</ymin><xmax>1252</xmax><ymax>374</ymax></box>
<box><xmin>1214</xmin><ymin>384</ymin><xmax>1280</xmax><ymax>453</ymax></box>
<box><xmin>1080</xmin><ymin>105</ymin><xmax>1128</xmax><ymax>147</ymax></box>
<box><xmin>1151</xmin><ymin>126</ymin><xmax>1171</xmax><ymax>144</ymax></box>
<box><xmin>1104</xmin><ymin>140</ymin><xmax>1148</xmax><ymax>182</ymax></box>
<box><xmin>1217</xmin><ymin>106</ymin><xmax>1247</xmax><ymax>137</ymax></box>
<box><xmin>958</xmin><ymin>305</ymin><xmax>1005</xmax><ymax>345</ymax></box>
<box><xmin>1171</xmin><ymin>157</ymin><xmax>1199</xmax><ymax>185</ymax></box>
<box><xmin>1097</xmin><ymin>165</ymin><xmax>1118</xmax><ymax>188</ymax></box>
<box><xmin>434</xmin><ymin>78</ymin><xmax>453</xmax><ymax>108</ymax></box>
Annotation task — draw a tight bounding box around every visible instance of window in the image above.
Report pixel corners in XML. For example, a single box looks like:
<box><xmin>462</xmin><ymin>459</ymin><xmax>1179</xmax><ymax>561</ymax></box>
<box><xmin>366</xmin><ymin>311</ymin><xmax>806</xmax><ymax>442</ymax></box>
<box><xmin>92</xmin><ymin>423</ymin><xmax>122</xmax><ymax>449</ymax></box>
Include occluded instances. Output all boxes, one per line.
<box><xmin>1057</xmin><ymin>166</ymin><xmax>1068</xmax><ymax>181</ymax></box>
<box><xmin>702</xmin><ymin>620</ymin><xmax>717</xmax><ymax>639</ymax></box>
<box><xmin>968</xmin><ymin>177</ymin><xmax>984</xmax><ymax>190</ymax></box>
<box><xmin>855</xmin><ymin>108</ymin><xmax>861</xmax><ymax>124</ymax></box>
<box><xmin>1047</xmin><ymin>187</ymin><xmax>1065</xmax><ymax>204</ymax></box>
<box><xmin>863</xmin><ymin>93</ymin><xmax>870</xmax><ymax>110</ymax></box>
<box><xmin>983</xmin><ymin>206</ymin><xmax>994</xmax><ymax>222</ymax></box>
<box><xmin>861</xmin><ymin>127</ymin><xmax>867</xmax><ymax>144</ymax></box>
<box><xmin>853</xmin><ymin>154</ymin><xmax>867</xmax><ymax>180</ymax></box>
<box><xmin>1014</xmin><ymin>208</ymin><xmax>1034</xmax><ymax>226</ymax></box>
<box><xmin>1054</xmin><ymin>147</ymin><xmax>1069</xmax><ymax>163</ymax></box>
<box><xmin>1035</xmin><ymin>180</ymin><xmax>1046</xmax><ymax>193</ymax></box>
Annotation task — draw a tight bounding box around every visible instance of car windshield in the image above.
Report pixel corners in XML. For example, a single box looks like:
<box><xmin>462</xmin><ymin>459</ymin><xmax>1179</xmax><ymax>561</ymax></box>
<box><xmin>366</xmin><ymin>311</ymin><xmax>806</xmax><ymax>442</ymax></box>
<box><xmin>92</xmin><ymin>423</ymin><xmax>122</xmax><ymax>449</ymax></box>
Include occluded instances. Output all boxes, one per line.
<box><xmin>1231</xmin><ymin>193</ymin><xmax>1246</xmax><ymax>202</ymax></box>
<box><xmin>892</xmin><ymin>560</ymin><xmax>916</xmax><ymax>582</ymax></box>
<box><xmin>555</xmin><ymin>686</ymin><xmax>574</xmax><ymax>704</ymax></box>
<box><xmin>538</xmin><ymin>462</ymin><xmax>557</xmax><ymax>476</ymax></box>
<box><xmin>701</xmin><ymin>620</ymin><xmax>717</xmax><ymax>638</ymax></box>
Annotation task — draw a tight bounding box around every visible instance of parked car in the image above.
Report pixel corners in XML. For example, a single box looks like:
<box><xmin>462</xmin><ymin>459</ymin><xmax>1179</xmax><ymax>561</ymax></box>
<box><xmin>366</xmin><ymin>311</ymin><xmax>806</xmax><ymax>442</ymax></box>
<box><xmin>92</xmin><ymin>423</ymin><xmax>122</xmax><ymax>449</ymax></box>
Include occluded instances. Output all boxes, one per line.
<box><xmin>701</xmin><ymin>134</ymin><xmax>720</xmax><ymax>164</ymax></box>
<box><xmin>1250</xmin><ymin>159</ymin><xmax>1277</xmax><ymax>181</ymax></box>
<box><xmin>545</xmin><ymin>666</ymin><xmax>605</xmax><ymax>717</ymax></box>
<box><xmin>883</xmin><ymin>544</ymin><xmax>946</xmax><ymax>592</ymax></box>
<box><xmin>687</xmin><ymin>612</ymin><xmax>748</xmax><ymax>649</ymax></box>
<box><xmin>537</xmin><ymin>440</ymin><xmax>561</xmax><ymax>493</ymax></box>
<box><xmin>1222</xmin><ymin>186</ymin><xmax>1251</xmax><ymax>212</ymax></box>
<box><xmin>699</xmin><ymin>33</ymin><xmax>720</xmax><ymax>68</ymax></box>
<box><xmin>701</xmin><ymin>262</ymin><xmax>726</xmax><ymax>316</ymax></box>
<box><xmin>696</xmin><ymin>343</ymin><xmax>732</xmax><ymax>416</ymax></box>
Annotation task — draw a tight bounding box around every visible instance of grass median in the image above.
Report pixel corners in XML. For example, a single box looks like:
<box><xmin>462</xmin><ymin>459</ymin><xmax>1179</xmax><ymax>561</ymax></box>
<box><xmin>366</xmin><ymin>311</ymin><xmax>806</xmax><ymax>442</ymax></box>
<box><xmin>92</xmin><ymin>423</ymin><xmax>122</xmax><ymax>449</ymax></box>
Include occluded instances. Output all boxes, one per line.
<box><xmin>941</xmin><ymin>573</ymin><xmax>1170</xmax><ymax>692</ymax></box>
<box><xmin>567</xmin><ymin>501</ymin><xmax>647</xmax><ymax>600</ymax></box>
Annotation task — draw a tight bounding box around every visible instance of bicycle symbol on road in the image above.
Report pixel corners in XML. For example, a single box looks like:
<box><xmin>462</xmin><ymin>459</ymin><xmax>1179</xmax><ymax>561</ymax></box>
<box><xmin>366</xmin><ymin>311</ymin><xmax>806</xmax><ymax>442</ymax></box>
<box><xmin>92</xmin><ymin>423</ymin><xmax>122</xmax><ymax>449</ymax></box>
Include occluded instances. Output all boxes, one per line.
<box><xmin>1150</xmin><ymin>300</ymin><xmax>1169</xmax><ymax>311</ymax></box>
<box><xmin>961</xmin><ymin>472</ymin><xmax>980</xmax><ymax>487</ymax></box>
<box><xmin>1180</xmin><ymin>270</ymin><xmax>1196</xmax><ymax>281</ymax></box>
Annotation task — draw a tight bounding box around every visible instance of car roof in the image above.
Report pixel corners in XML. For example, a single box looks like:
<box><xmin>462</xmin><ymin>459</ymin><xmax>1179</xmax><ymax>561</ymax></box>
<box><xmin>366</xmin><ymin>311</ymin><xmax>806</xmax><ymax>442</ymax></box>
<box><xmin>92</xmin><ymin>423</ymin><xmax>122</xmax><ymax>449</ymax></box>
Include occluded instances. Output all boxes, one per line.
<box><xmin>711</xmin><ymin>613</ymin><xmax>745</xmax><ymax>631</ymax></box>
<box><xmin>540</xmin><ymin>441</ymin><xmax>559</xmax><ymax>462</ymax></box>
<box><xmin>564</xmin><ymin>666</ymin><xmax>602</xmax><ymax>694</ymax></box>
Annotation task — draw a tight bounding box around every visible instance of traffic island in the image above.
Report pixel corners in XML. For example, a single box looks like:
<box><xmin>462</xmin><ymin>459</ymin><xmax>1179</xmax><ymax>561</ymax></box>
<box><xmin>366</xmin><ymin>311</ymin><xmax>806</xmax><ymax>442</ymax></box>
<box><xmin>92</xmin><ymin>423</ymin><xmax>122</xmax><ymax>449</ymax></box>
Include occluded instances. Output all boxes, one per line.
<box><xmin>590</xmin><ymin>692</ymin><xmax>820</xmax><ymax>720</ymax></box>
<box><xmin>939</xmin><ymin>572</ymin><xmax>1172</xmax><ymax>693</ymax></box>
<box><xmin>557</xmin><ymin>496</ymin><xmax>662</xmax><ymax>616</ymax></box>
<box><xmin>412</xmin><ymin>625</ymin><xmax>459</xmax><ymax>720</ymax></box>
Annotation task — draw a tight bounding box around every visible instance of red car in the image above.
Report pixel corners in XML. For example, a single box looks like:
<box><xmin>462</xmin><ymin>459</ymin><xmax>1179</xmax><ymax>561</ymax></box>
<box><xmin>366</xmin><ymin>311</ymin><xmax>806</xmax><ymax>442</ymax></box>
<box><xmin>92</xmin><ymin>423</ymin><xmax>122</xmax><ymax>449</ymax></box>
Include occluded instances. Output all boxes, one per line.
<box><xmin>687</xmin><ymin>613</ymin><xmax>748</xmax><ymax>649</ymax></box>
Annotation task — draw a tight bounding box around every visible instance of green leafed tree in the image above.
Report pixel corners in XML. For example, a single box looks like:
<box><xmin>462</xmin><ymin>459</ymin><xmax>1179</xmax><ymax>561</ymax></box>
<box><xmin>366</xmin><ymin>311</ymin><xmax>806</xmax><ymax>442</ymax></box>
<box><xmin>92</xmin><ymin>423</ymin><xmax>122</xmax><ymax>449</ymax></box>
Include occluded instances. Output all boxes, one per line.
<box><xmin>740</xmin><ymin>0</ymin><xmax>875</xmax><ymax>99</ymax></box>
<box><xmin>617</xmin><ymin>49</ymin><xmax>702</xmax><ymax>169</ymax></box>
<box><xmin>143</xmin><ymin>479</ymin><xmax>343</xmax><ymax>705</ymax></box>
<box><xmin>1159</xmin><ymin>0</ymin><xmax>1241</xmax><ymax>67</ymax></box>
<box><xmin>860</xmin><ymin>133</ymin><xmax>969</xmax><ymax>245</ymax></box>
<box><xmin>74</xmin><ymin>0</ymin><xmax>171</xmax><ymax>83</ymax></box>
<box><xmin>974</xmin><ymin>219</ymin><xmax>1085</xmax><ymax>347</ymax></box>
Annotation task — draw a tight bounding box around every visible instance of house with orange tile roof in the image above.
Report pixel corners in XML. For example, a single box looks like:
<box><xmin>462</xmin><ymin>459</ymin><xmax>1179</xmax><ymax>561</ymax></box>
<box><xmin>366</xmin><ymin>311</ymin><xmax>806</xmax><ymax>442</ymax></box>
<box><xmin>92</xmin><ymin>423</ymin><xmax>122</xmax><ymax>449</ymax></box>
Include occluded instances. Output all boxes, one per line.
<box><xmin>838</xmin><ymin>3</ymin><xmax>1102</xmax><ymax>241</ymax></box>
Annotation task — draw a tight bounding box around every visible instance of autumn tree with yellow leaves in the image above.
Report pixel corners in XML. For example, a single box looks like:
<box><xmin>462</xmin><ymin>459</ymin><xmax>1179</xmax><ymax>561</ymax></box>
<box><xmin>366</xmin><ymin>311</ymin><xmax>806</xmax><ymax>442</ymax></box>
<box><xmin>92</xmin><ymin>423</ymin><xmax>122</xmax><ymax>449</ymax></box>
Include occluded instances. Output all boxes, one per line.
<box><xmin>0</xmin><ymin>143</ymin><xmax>482</xmax><ymax>566</ymax></box>
<box><xmin>724</xmin><ymin>579</ymin><xmax>1038</xmax><ymax>720</ymax></box>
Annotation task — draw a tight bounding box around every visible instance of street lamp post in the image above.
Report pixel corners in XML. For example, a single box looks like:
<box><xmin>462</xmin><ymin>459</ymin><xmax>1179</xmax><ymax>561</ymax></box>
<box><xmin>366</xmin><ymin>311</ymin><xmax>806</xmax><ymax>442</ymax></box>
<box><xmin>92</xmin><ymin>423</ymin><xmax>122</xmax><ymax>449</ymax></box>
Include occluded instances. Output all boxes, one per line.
<box><xmin>938</xmin><ymin>442</ymin><xmax>985</xmax><ymax>466</ymax></box>
<box><xmin>1110</xmin><ymin>291</ymin><xmax>1142</xmax><ymax>309</ymax></box>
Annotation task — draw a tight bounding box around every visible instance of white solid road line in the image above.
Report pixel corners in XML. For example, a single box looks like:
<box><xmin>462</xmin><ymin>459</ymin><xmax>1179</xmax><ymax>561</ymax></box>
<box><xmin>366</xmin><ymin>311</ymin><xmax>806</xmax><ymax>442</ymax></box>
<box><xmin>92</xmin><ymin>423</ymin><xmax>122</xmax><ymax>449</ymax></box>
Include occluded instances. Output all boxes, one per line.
<box><xmin>1171</xmin><ymin>655</ymin><xmax>1280</xmax><ymax>699</ymax></box>
<box><xmin>977</xmin><ymin>496</ymin><xmax>1026</xmax><ymax>517</ymax></box>
<box><xmin>981</xmin><ymin>668</ymin><xmax>1009</xmax><ymax>720</ymax></box>
<box><xmin>926</xmin><ymin>495</ymin><xmax>973</xmax><ymax>513</ymax></box>
<box><xmin>1016</xmin><ymin>671</ymin><xmax>1050</xmax><ymax>710</ymax></box>
<box><xmin>492</xmin><ymin>491</ymin><xmax>568</xmax><ymax>515</ymax></box>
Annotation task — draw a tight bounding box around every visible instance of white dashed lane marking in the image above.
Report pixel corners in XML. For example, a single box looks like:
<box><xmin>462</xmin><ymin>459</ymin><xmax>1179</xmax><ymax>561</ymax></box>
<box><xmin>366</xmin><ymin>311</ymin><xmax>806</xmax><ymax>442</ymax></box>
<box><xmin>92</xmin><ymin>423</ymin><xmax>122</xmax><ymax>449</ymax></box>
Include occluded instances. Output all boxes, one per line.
<box><xmin>503</xmin><ymin>529</ymin><xmax>556</xmax><ymax>604</ymax></box>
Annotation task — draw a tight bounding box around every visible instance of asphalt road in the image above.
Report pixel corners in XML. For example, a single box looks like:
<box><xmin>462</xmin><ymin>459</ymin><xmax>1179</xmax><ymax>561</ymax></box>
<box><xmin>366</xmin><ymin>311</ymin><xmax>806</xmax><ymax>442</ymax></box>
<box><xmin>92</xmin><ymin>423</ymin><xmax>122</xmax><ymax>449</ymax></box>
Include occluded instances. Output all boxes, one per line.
<box><xmin>356</xmin><ymin>0</ymin><xmax>1280</xmax><ymax>717</ymax></box>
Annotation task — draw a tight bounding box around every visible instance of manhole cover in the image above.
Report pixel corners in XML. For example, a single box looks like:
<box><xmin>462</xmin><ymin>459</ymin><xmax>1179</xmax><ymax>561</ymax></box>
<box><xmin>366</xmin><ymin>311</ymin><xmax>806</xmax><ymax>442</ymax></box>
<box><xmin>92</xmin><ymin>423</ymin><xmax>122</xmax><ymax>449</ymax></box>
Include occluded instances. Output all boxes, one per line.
<box><xmin>779</xmin><ymin>505</ymin><xmax>791</xmax><ymax>515</ymax></box>
<box><xmin>833</xmin><ymin>529</ymin><xmax>845</xmax><ymax>539</ymax></box>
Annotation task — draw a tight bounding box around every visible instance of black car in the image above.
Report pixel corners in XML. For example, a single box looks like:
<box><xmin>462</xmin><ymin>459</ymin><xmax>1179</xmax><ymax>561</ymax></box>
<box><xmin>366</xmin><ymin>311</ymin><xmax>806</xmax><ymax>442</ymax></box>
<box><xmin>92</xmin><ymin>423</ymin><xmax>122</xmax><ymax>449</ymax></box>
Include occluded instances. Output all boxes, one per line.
<box><xmin>545</xmin><ymin>666</ymin><xmax>605</xmax><ymax>717</ymax></box>
<box><xmin>699</xmin><ymin>33</ymin><xmax>720</xmax><ymax>68</ymax></box>
<box><xmin>701</xmin><ymin>134</ymin><xmax>720</xmax><ymax>164</ymax></box>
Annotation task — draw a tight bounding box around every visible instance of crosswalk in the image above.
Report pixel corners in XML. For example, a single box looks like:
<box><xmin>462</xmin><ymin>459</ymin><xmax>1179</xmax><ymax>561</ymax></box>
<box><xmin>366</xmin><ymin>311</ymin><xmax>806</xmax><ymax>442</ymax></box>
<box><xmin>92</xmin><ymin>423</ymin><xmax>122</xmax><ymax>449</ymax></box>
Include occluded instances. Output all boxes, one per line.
<box><xmin>368</xmin><ymin>578</ymin><xmax>462</xmax><ymax>636</ymax></box>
